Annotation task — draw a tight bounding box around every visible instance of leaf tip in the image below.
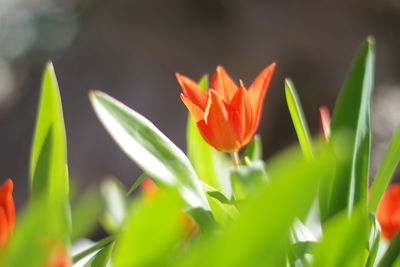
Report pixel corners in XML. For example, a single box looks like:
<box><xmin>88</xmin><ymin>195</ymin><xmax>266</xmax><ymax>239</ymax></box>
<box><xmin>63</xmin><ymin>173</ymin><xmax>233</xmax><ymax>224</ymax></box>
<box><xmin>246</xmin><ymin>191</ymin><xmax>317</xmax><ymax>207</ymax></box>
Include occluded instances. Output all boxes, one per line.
<box><xmin>367</xmin><ymin>35</ymin><xmax>375</xmax><ymax>47</ymax></box>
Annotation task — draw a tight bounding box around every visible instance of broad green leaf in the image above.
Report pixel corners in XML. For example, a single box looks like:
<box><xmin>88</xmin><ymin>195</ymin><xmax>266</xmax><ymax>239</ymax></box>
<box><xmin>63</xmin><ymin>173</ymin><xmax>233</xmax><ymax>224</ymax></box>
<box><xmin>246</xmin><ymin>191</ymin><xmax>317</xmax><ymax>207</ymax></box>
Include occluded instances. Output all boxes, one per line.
<box><xmin>285</xmin><ymin>78</ymin><xmax>313</xmax><ymax>160</ymax></box>
<box><xmin>187</xmin><ymin>75</ymin><xmax>232</xmax><ymax>198</ymax></box>
<box><xmin>328</xmin><ymin>38</ymin><xmax>375</xmax><ymax>218</ymax></box>
<box><xmin>177</xmin><ymin>143</ymin><xmax>336</xmax><ymax>267</ymax></box>
<box><xmin>82</xmin><ymin>242</ymin><xmax>114</xmax><ymax>267</ymax></box>
<box><xmin>311</xmin><ymin>208</ymin><xmax>369</xmax><ymax>267</ymax></box>
<box><xmin>112</xmin><ymin>192</ymin><xmax>184</xmax><ymax>267</ymax></box>
<box><xmin>90</xmin><ymin>91</ymin><xmax>210</xmax><ymax>211</ymax></box>
<box><xmin>369</xmin><ymin>125</ymin><xmax>400</xmax><ymax>212</ymax></box>
<box><xmin>100</xmin><ymin>177</ymin><xmax>128</xmax><ymax>233</ymax></box>
<box><xmin>378</xmin><ymin>231</ymin><xmax>400</xmax><ymax>267</ymax></box>
<box><xmin>71</xmin><ymin>188</ymin><xmax>102</xmax><ymax>242</ymax></box>
<box><xmin>29</xmin><ymin>62</ymin><xmax>70</xmax><ymax>242</ymax></box>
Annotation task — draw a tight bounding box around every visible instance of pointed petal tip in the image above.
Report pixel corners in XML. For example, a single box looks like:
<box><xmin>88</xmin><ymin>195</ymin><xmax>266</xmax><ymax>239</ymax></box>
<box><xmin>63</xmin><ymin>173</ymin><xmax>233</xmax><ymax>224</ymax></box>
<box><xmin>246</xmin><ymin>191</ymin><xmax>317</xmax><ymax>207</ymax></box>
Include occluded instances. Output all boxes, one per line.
<box><xmin>216</xmin><ymin>65</ymin><xmax>224</xmax><ymax>71</ymax></box>
<box><xmin>267</xmin><ymin>62</ymin><xmax>276</xmax><ymax>72</ymax></box>
<box><xmin>1</xmin><ymin>179</ymin><xmax>13</xmax><ymax>193</ymax></box>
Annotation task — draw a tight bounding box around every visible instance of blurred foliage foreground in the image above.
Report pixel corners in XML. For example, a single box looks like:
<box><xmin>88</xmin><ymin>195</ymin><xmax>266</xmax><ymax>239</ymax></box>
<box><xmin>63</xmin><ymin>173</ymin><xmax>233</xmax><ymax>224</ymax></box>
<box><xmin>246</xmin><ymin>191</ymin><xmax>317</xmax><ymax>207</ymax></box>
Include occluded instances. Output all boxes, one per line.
<box><xmin>1</xmin><ymin>37</ymin><xmax>400</xmax><ymax>267</ymax></box>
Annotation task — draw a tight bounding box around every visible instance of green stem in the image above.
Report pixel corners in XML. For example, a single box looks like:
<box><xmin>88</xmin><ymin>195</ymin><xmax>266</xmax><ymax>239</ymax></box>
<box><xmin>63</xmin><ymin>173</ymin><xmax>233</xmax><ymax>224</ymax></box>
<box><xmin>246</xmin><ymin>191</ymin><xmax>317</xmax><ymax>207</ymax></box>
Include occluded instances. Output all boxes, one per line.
<box><xmin>72</xmin><ymin>234</ymin><xmax>116</xmax><ymax>263</ymax></box>
<box><xmin>230</xmin><ymin>151</ymin><xmax>240</xmax><ymax>167</ymax></box>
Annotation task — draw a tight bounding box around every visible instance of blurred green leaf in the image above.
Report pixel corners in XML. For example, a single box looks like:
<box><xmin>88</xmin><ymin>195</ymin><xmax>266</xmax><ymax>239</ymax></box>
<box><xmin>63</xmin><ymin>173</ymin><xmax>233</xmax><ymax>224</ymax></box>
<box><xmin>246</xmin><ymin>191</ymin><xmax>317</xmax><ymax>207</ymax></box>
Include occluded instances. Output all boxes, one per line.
<box><xmin>242</xmin><ymin>135</ymin><xmax>263</xmax><ymax>163</ymax></box>
<box><xmin>330</xmin><ymin>38</ymin><xmax>375</xmax><ymax>217</ymax></box>
<box><xmin>177</xmin><ymin>143</ymin><xmax>336</xmax><ymax>267</ymax></box>
<box><xmin>127</xmin><ymin>173</ymin><xmax>147</xmax><ymax>195</ymax></box>
<box><xmin>285</xmin><ymin>78</ymin><xmax>313</xmax><ymax>160</ymax></box>
<box><xmin>82</xmin><ymin>242</ymin><xmax>114</xmax><ymax>267</ymax></box>
<box><xmin>112</xmin><ymin>192</ymin><xmax>184</xmax><ymax>267</ymax></box>
<box><xmin>90</xmin><ymin>91</ymin><xmax>210</xmax><ymax>211</ymax></box>
<box><xmin>29</xmin><ymin>62</ymin><xmax>70</xmax><ymax>242</ymax></box>
<box><xmin>100</xmin><ymin>177</ymin><xmax>128</xmax><ymax>234</ymax></box>
<box><xmin>378</xmin><ymin>231</ymin><xmax>400</xmax><ymax>267</ymax></box>
<box><xmin>230</xmin><ymin>160</ymin><xmax>267</xmax><ymax>200</ymax></box>
<box><xmin>201</xmin><ymin>182</ymin><xmax>239</xmax><ymax>227</ymax></box>
<box><xmin>73</xmin><ymin>235</ymin><xmax>116</xmax><ymax>263</ymax></box>
<box><xmin>198</xmin><ymin>74</ymin><xmax>209</xmax><ymax>91</ymax></box>
<box><xmin>311</xmin><ymin>208</ymin><xmax>369</xmax><ymax>267</ymax></box>
<box><xmin>366</xmin><ymin>215</ymin><xmax>381</xmax><ymax>267</ymax></box>
<box><xmin>369</xmin><ymin>125</ymin><xmax>400</xmax><ymax>212</ymax></box>
<box><xmin>187</xmin><ymin>75</ymin><xmax>232</xmax><ymax>198</ymax></box>
<box><xmin>71</xmin><ymin>188</ymin><xmax>102</xmax><ymax>242</ymax></box>
<box><xmin>288</xmin><ymin>241</ymin><xmax>315</xmax><ymax>267</ymax></box>
<box><xmin>0</xmin><ymin>198</ymin><xmax>65</xmax><ymax>267</ymax></box>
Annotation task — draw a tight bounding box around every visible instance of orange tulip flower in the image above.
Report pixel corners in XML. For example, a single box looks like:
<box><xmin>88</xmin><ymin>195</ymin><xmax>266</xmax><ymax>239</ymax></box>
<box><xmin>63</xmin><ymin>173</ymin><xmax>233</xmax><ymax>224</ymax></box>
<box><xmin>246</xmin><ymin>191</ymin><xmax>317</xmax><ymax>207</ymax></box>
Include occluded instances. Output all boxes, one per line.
<box><xmin>0</xmin><ymin>179</ymin><xmax>15</xmax><ymax>249</ymax></box>
<box><xmin>176</xmin><ymin>63</ymin><xmax>275</xmax><ymax>152</ymax></box>
<box><xmin>377</xmin><ymin>183</ymin><xmax>400</xmax><ymax>240</ymax></box>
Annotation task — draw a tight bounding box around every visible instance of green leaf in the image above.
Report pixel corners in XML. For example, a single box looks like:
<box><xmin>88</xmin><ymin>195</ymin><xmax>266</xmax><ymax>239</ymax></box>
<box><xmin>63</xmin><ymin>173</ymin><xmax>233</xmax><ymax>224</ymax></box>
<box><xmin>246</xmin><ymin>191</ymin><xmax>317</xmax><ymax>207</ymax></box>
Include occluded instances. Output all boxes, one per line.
<box><xmin>328</xmin><ymin>38</ymin><xmax>375</xmax><ymax>218</ymax></box>
<box><xmin>90</xmin><ymin>91</ymin><xmax>210</xmax><ymax>211</ymax></box>
<box><xmin>198</xmin><ymin>74</ymin><xmax>209</xmax><ymax>91</ymax></box>
<box><xmin>201</xmin><ymin>182</ymin><xmax>239</xmax><ymax>227</ymax></box>
<box><xmin>230</xmin><ymin>160</ymin><xmax>268</xmax><ymax>200</ymax></box>
<box><xmin>29</xmin><ymin>62</ymin><xmax>70</xmax><ymax>242</ymax></box>
<box><xmin>71</xmin><ymin>188</ymin><xmax>102</xmax><ymax>242</ymax></box>
<box><xmin>177</xmin><ymin>143</ymin><xmax>337</xmax><ymax>267</ymax></box>
<box><xmin>285</xmin><ymin>78</ymin><xmax>313</xmax><ymax>160</ymax></box>
<box><xmin>186</xmin><ymin>76</ymin><xmax>232</xmax><ymax>198</ymax></box>
<box><xmin>82</xmin><ymin>242</ymin><xmax>114</xmax><ymax>267</ymax></box>
<box><xmin>365</xmin><ymin>215</ymin><xmax>381</xmax><ymax>267</ymax></box>
<box><xmin>288</xmin><ymin>241</ymin><xmax>315</xmax><ymax>266</ymax></box>
<box><xmin>73</xmin><ymin>235</ymin><xmax>116</xmax><ymax>263</ymax></box>
<box><xmin>378</xmin><ymin>231</ymin><xmax>400</xmax><ymax>267</ymax></box>
<box><xmin>127</xmin><ymin>173</ymin><xmax>147</xmax><ymax>195</ymax></box>
<box><xmin>369</xmin><ymin>125</ymin><xmax>400</xmax><ymax>212</ymax></box>
<box><xmin>0</xmin><ymin>197</ymin><xmax>69</xmax><ymax>267</ymax></box>
<box><xmin>100</xmin><ymin>177</ymin><xmax>128</xmax><ymax>233</ymax></box>
<box><xmin>241</xmin><ymin>134</ymin><xmax>263</xmax><ymax>163</ymax></box>
<box><xmin>311</xmin><ymin>207</ymin><xmax>369</xmax><ymax>267</ymax></box>
<box><xmin>112</xmin><ymin>192</ymin><xmax>185</xmax><ymax>267</ymax></box>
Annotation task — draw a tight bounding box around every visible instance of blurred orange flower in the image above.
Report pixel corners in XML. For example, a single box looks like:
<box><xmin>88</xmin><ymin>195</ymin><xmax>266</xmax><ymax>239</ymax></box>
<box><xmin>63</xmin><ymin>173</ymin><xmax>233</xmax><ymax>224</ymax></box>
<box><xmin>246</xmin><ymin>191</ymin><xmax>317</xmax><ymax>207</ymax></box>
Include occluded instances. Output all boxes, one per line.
<box><xmin>0</xmin><ymin>179</ymin><xmax>15</xmax><ymax>249</ymax></box>
<box><xmin>319</xmin><ymin>106</ymin><xmax>331</xmax><ymax>140</ymax></box>
<box><xmin>377</xmin><ymin>183</ymin><xmax>400</xmax><ymax>240</ymax></box>
<box><xmin>46</xmin><ymin>241</ymin><xmax>70</xmax><ymax>267</ymax></box>
<box><xmin>140</xmin><ymin>178</ymin><xmax>199</xmax><ymax>238</ymax></box>
<box><xmin>176</xmin><ymin>63</ymin><xmax>275</xmax><ymax>152</ymax></box>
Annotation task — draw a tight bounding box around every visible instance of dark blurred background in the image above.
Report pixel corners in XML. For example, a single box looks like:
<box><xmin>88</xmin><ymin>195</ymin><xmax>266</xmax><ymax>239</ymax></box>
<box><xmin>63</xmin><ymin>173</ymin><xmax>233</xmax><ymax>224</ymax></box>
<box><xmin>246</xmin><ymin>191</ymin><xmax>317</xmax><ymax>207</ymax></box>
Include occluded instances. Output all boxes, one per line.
<box><xmin>1</xmin><ymin>0</ymin><xmax>400</xmax><ymax>207</ymax></box>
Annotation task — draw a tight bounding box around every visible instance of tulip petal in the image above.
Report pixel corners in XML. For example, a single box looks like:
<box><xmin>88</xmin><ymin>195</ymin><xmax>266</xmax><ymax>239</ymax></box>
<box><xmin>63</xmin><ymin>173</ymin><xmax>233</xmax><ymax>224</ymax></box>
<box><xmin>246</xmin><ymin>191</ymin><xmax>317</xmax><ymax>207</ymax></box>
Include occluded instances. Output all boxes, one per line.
<box><xmin>377</xmin><ymin>183</ymin><xmax>400</xmax><ymax>240</ymax></box>
<box><xmin>229</xmin><ymin>86</ymin><xmax>253</xmax><ymax>145</ymax></box>
<box><xmin>248</xmin><ymin>63</ymin><xmax>276</xmax><ymax>131</ymax></box>
<box><xmin>210</xmin><ymin>66</ymin><xmax>238</xmax><ymax>103</ymax></box>
<box><xmin>180</xmin><ymin>93</ymin><xmax>204</xmax><ymax>122</ymax></box>
<box><xmin>198</xmin><ymin>90</ymin><xmax>240</xmax><ymax>151</ymax></box>
<box><xmin>0</xmin><ymin>206</ymin><xmax>7</xmax><ymax>248</ymax></box>
<box><xmin>0</xmin><ymin>179</ymin><xmax>14</xmax><ymax>232</ymax></box>
<box><xmin>176</xmin><ymin>73</ymin><xmax>208</xmax><ymax>110</ymax></box>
